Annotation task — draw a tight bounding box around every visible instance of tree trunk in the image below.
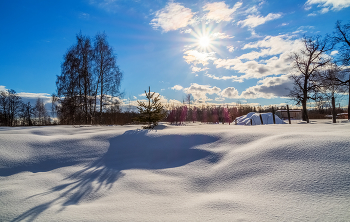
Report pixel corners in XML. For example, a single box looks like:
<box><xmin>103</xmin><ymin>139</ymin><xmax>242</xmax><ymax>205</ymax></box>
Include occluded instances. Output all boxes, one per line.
<box><xmin>301</xmin><ymin>99</ymin><xmax>309</xmax><ymax>123</ymax></box>
<box><xmin>287</xmin><ymin>105</ymin><xmax>291</xmax><ymax>124</ymax></box>
<box><xmin>302</xmin><ymin>74</ymin><xmax>309</xmax><ymax>123</ymax></box>
<box><xmin>332</xmin><ymin>96</ymin><xmax>336</xmax><ymax>123</ymax></box>
<box><xmin>348</xmin><ymin>76</ymin><xmax>350</xmax><ymax>120</ymax></box>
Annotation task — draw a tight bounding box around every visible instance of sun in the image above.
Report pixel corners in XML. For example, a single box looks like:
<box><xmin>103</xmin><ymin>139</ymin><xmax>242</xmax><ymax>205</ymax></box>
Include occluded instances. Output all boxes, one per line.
<box><xmin>199</xmin><ymin>36</ymin><xmax>211</xmax><ymax>48</ymax></box>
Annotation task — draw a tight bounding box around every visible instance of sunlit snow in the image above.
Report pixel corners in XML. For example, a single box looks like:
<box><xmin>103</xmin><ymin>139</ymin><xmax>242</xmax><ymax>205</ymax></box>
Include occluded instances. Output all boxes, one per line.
<box><xmin>1</xmin><ymin>121</ymin><xmax>349</xmax><ymax>221</ymax></box>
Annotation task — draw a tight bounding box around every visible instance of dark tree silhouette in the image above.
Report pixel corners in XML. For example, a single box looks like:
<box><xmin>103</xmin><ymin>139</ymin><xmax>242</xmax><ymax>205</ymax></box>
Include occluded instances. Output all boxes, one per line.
<box><xmin>34</xmin><ymin>98</ymin><xmax>49</xmax><ymax>125</ymax></box>
<box><xmin>55</xmin><ymin>32</ymin><xmax>123</xmax><ymax>125</ymax></box>
<box><xmin>0</xmin><ymin>89</ymin><xmax>22</xmax><ymax>126</ymax></box>
<box><xmin>20</xmin><ymin>102</ymin><xmax>35</xmax><ymax>126</ymax></box>
<box><xmin>333</xmin><ymin>21</ymin><xmax>350</xmax><ymax>66</ymax></box>
<box><xmin>288</xmin><ymin>36</ymin><xmax>333</xmax><ymax>123</ymax></box>
<box><xmin>318</xmin><ymin>63</ymin><xmax>346</xmax><ymax>123</ymax></box>
<box><xmin>93</xmin><ymin>33</ymin><xmax>123</xmax><ymax>123</ymax></box>
<box><xmin>332</xmin><ymin>21</ymin><xmax>350</xmax><ymax>119</ymax></box>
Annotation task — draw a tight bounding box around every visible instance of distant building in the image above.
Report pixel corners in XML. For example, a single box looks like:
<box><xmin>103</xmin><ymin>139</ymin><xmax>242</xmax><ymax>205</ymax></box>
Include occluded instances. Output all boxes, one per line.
<box><xmin>325</xmin><ymin>113</ymin><xmax>348</xmax><ymax>119</ymax></box>
<box><xmin>276</xmin><ymin>110</ymin><xmax>302</xmax><ymax>120</ymax></box>
<box><xmin>337</xmin><ymin>113</ymin><xmax>348</xmax><ymax>119</ymax></box>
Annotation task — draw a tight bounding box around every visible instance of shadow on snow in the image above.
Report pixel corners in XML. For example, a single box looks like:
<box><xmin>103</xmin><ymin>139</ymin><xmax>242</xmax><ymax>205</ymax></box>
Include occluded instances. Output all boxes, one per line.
<box><xmin>11</xmin><ymin>130</ymin><xmax>219</xmax><ymax>221</ymax></box>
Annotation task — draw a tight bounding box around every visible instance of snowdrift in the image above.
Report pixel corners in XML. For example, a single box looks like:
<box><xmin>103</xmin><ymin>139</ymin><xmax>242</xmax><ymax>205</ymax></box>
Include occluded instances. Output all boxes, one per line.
<box><xmin>235</xmin><ymin>112</ymin><xmax>286</xmax><ymax>125</ymax></box>
<box><xmin>1</xmin><ymin>122</ymin><xmax>350</xmax><ymax>221</ymax></box>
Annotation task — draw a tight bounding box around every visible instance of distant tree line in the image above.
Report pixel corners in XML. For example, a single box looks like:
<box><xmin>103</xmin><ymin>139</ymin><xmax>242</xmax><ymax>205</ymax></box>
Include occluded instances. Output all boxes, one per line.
<box><xmin>53</xmin><ymin>32</ymin><xmax>123</xmax><ymax>125</ymax></box>
<box><xmin>288</xmin><ymin>20</ymin><xmax>350</xmax><ymax>123</ymax></box>
<box><xmin>164</xmin><ymin>103</ymin><xmax>348</xmax><ymax>125</ymax></box>
<box><xmin>0</xmin><ymin>89</ymin><xmax>51</xmax><ymax>126</ymax></box>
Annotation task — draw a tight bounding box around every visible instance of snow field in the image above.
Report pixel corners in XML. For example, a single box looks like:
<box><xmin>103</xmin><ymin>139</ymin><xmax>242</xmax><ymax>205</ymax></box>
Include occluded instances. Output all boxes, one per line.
<box><xmin>0</xmin><ymin>121</ymin><xmax>349</xmax><ymax>221</ymax></box>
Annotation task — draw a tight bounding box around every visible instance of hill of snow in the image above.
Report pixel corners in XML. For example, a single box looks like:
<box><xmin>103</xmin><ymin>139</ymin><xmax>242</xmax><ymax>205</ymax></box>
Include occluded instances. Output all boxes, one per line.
<box><xmin>0</xmin><ymin>121</ymin><xmax>349</xmax><ymax>221</ymax></box>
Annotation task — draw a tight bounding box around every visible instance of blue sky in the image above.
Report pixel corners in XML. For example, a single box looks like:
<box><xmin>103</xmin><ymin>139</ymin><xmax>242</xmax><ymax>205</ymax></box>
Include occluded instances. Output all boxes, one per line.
<box><xmin>1</xmin><ymin>0</ymin><xmax>350</xmax><ymax>108</ymax></box>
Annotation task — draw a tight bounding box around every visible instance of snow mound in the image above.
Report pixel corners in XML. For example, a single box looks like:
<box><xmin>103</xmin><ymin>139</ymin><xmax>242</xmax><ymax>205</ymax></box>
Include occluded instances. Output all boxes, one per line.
<box><xmin>235</xmin><ymin>112</ymin><xmax>286</xmax><ymax>125</ymax></box>
<box><xmin>1</xmin><ymin>122</ymin><xmax>350</xmax><ymax>221</ymax></box>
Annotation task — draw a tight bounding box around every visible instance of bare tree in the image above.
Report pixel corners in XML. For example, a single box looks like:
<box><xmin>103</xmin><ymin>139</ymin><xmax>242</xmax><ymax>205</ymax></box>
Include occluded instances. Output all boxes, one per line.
<box><xmin>0</xmin><ymin>89</ymin><xmax>22</xmax><ymax>126</ymax></box>
<box><xmin>288</xmin><ymin>35</ymin><xmax>333</xmax><ymax>123</ymax></box>
<box><xmin>333</xmin><ymin>21</ymin><xmax>350</xmax><ymax>66</ymax></box>
<box><xmin>56</xmin><ymin>32</ymin><xmax>123</xmax><ymax>125</ymax></box>
<box><xmin>93</xmin><ymin>32</ymin><xmax>123</xmax><ymax>123</ymax></box>
<box><xmin>332</xmin><ymin>21</ymin><xmax>350</xmax><ymax>119</ymax></box>
<box><xmin>56</xmin><ymin>32</ymin><xmax>94</xmax><ymax>124</ymax></box>
<box><xmin>318</xmin><ymin>63</ymin><xmax>346</xmax><ymax>123</ymax></box>
<box><xmin>34</xmin><ymin>98</ymin><xmax>49</xmax><ymax>125</ymax></box>
<box><xmin>185</xmin><ymin>94</ymin><xmax>193</xmax><ymax>108</ymax></box>
<box><xmin>20</xmin><ymin>102</ymin><xmax>35</xmax><ymax>126</ymax></box>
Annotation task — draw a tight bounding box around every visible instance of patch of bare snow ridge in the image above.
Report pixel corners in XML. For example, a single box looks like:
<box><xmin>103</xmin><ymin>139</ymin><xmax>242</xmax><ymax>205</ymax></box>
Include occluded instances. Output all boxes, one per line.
<box><xmin>0</xmin><ymin>122</ymin><xmax>350</xmax><ymax>221</ymax></box>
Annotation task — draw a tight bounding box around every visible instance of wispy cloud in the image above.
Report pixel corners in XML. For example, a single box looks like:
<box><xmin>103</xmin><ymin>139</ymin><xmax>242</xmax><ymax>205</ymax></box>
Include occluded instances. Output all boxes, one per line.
<box><xmin>89</xmin><ymin>0</ymin><xmax>119</xmax><ymax>12</ymax></box>
<box><xmin>79</xmin><ymin>12</ymin><xmax>90</xmax><ymax>19</ymax></box>
<box><xmin>206</xmin><ymin>73</ymin><xmax>244</xmax><ymax>82</ymax></box>
<box><xmin>211</xmin><ymin>32</ymin><xmax>234</xmax><ymax>39</ymax></box>
<box><xmin>305</xmin><ymin>0</ymin><xmax>350</xmax><ymax>11</ymax></box>
<box><xmin>183</xmin><ymin>50</ymin><xmax>216</xmax><ymax>66</ymax></box>
<box><xmin>203</xmin><ymin>1</ymin><xmax>242</xmax><ymax>23</ymax></box>
<box><xmin>150</xmin><ymin>2</ymin><xmax>195</xmax><ymax>32</ymax></box>
<box><xmin>192</xmin><ymin>66</ymin><xmax>209</xmax><ymax>73</ymax></box>
<box><xmin>238</xmin><ymin>13</ymin><xmax>282</xmax><ymax>28</ymax></box>
<box><xmin>212</xmin><ymin>34</ymin><xmax>302</xmax><ymax>81</ymax></box>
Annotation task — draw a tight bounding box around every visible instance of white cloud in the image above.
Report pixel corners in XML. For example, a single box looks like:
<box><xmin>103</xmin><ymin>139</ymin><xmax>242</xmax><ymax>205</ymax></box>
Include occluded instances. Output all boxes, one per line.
<box><xmin>238</xmin><ymin>13</ymin><xmax>282</xmax><ymax>28</ymax></box>
<box><xmin>227</xmin><ymin>45</ymin><xmax>235</xmax><ymax>52</ymax></box>
<box><xmin>281</xmin><ymin>23</ymin><xmax>289</xmax><ymax>26</ymax></box>
<box><xmin>331</xmin><ymin>50</ymin><xmax>339</xmax><ymax>55</ymax></box>
<box><xmin>320</xmin><ymin>7</ymin><xmax>330</xmax><ymax>13</ymax></box>
<box><xmin>203</xmin><ymin>1</ymin><xmax>242</xmax><ymax>22</ymax></box>
<box><xmin>305</xmin><ymin>0</ymin><xmax>350</xmax><ymax>11</ymax></box>
<box><xmin>215</xmin><ymin>97</ymin><xmax>225</xmax><ymax>101</ymax></box>
<box><xmin>308</xmin><ymin>12</ymin><xmax>317</xmax><ymax>16</ymax></box>
<box><xmin>211</xmin><ymin>32</ymin><xmax>234</xmax><ymax>39</ymax></box>
<box><xmin>150</xmin><ymin>2</ymin><xmax>195</xmax><ymax>32</ymax></box>
<box><xmin>213</xmin><ymin>34</ymin><xmax>303</xmax><ymax>81</ymax></box>
<box><xmin>221</xmin><ymin>87</ymin><xmax>239</xmax><ymax>98</ymax></box>
<box><xmin>17</xmin><ymin>92</ymin><xmax>51</xmax><ymax>99</ymax></box>
<box><xmin>183</xmin><ymin>50</ymin><xmax>216</xmax><ymax>65</ymax></box>
<box><xmin>240</xmin><ymin>35</ymin><xmax>302</xmax><ymax>60</ymax></box>
<box><xmin>240</xmin><ymin>75</ymin><xmax>293</xmax><ymax>99</ymax></box>
<box><xmin>192</xmin><ymin>66</ymin><xmax>209</xmax><ymax>73</ymax></box>
<box><xmin>0</xmin><ymin>85</ymin><xmax>6</xmax><ymax>91</ymax></box>
<box><xmin>214</xmin><ymin>54</ymin><xmax>292</xmax><ymax>80</ymax></box>
<box><xmin>183</xmin><ymin>83</ymin><xmax>221</xmax><ymax>101</ymax></box>
<box><xmin>133</xmin><ymin>96</ymin><xmax>137</xmax><ymax>99</ymax></box>
<box><xmin>184</xmin><ymin>29</ymin><xmax>192</xmax><ymax>33</ymax></box>
<box><xmin>206</xmin><ymin>73</ymin><xmax>244</xmax><ymax>82</ymax></box>
<box><xmin>171</xmin><ymin>85</ymin><xmax>183</xmax><ymax>90</ymax></box>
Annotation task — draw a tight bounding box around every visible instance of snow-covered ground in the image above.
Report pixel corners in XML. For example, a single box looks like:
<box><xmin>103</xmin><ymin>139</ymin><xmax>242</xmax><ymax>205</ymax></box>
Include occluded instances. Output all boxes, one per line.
<box><xmin>1</xmin><ymin>120</ymin><xmax>349</xmax><ymax>221</ymax></box>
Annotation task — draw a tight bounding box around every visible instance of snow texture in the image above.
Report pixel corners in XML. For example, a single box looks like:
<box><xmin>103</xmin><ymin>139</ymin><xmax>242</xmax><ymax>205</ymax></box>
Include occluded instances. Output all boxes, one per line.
<box><xmin>235</xmin><ymin>112</ymin><xmax>286</xmax><ymax>125</ymax></box>
<box><xmin>0</xmin><ymin>121</ymin><xmax>350</xmax><ymax>221</ymax></box>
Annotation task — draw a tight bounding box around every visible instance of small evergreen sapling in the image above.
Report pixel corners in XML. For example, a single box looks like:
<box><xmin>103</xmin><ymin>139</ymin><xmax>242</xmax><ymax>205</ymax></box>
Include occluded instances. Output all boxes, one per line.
<box><xmin>135</xmin><ymin>86</ymin><xmax>165</xmax><ymax>129</ymax></box>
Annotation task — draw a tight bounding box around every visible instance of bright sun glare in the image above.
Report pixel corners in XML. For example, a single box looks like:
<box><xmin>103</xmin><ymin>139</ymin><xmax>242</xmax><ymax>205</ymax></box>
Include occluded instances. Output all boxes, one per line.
<box><xmin>199</xmin><ymin>36</ymin><xmax>210</xmax><ymax>47</ymax></box>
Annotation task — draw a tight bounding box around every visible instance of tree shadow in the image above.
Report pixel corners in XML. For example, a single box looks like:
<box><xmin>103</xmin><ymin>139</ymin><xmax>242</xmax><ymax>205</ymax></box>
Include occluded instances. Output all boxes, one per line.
<box><xmin>11</xmin><ymin>130</ymin><xmax>220</xmax><ymax>221</ymax></box>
